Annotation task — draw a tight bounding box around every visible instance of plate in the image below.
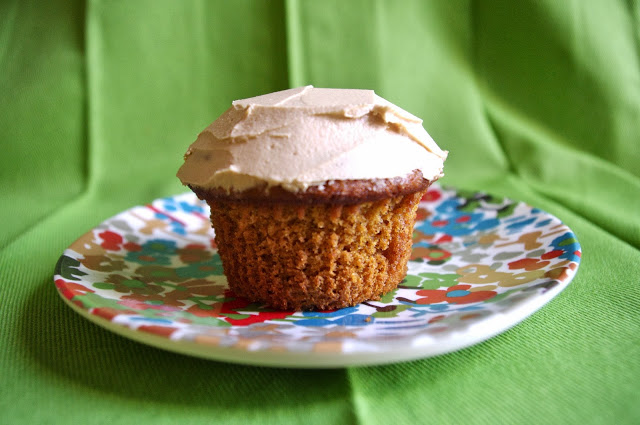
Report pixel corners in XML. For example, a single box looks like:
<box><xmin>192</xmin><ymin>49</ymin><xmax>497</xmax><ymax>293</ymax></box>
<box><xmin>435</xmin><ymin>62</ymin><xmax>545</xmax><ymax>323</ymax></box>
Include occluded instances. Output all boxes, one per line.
<box><xmin>54</xmin><ymin>184</ymin><xmax>581</xmax><ymax>368</ymax></box>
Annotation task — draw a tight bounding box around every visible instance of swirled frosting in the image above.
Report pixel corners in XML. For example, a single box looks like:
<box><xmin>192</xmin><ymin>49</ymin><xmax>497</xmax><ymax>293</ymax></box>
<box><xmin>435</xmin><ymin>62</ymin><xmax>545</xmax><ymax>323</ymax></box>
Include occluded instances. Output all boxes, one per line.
<box><xmin>177</xmin><ymin>86</ymin><xmax>447</xmax><ymax>192</ymax></box>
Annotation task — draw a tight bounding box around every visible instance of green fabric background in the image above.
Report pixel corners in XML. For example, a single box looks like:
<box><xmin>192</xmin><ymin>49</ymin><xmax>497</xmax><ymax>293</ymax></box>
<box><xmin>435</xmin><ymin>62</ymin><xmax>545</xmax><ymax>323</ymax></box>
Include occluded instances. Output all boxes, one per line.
<box><xmin>1</xmin><ymin>0</ymin><xmax>639</xmax><ymax>423</ymax></box>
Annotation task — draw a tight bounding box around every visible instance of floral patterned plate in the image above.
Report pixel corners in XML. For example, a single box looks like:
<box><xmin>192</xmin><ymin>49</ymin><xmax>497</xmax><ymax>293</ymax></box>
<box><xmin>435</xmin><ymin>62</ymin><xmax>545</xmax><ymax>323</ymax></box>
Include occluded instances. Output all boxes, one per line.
<box><xmin>54</xmin><ymin>184</ymin><xmax>581</xmax><ymax>368</ymax></box>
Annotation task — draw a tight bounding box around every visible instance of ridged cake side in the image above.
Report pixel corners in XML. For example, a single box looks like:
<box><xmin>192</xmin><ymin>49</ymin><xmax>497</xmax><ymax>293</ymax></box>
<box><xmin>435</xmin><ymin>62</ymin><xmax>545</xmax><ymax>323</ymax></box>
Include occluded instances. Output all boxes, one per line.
<box><xmin>207</xmin><ymin>190</ymin><xmax>426</xmax><ymax>310</ymax></box>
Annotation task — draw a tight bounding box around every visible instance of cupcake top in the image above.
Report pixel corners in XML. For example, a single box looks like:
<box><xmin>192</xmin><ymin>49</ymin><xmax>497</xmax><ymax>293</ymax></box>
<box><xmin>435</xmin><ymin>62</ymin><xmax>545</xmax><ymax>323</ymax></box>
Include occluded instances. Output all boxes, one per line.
<box><xmin>177</xmin><ymin>86</ymin><xmax>447</xmax><ymax>193</ymax></box>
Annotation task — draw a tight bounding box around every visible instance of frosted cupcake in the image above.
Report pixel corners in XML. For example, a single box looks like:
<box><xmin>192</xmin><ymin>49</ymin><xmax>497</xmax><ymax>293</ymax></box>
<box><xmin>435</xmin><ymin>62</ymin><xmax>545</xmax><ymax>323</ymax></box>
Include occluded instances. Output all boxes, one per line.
<box><xmin>177</xmin><ymin>86</ymin><xmax>447</xmax><ymax>310</ymax></box>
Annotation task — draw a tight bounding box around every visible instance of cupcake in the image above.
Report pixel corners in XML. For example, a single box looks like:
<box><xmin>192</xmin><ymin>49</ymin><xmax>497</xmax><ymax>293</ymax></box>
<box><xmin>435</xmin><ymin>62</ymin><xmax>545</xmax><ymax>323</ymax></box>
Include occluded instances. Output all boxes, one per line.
<box><xmin>177</xmin><ymin>86</ymin><xmax>447</xmax><ymax>310</ymax></box>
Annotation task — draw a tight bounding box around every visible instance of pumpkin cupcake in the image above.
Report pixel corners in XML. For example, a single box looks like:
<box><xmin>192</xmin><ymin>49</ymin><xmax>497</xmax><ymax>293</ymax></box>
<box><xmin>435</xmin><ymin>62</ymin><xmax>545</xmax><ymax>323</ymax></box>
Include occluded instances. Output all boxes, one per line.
<box><xmin>177</xmin><ymin>86</ymin><xmax>447</xmax><ymax>310</ymax></box>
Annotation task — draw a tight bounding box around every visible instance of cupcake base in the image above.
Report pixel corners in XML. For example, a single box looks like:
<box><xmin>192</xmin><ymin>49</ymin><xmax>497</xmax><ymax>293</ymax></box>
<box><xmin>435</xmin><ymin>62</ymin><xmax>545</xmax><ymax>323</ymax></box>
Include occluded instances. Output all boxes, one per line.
<box><xmin>206</xmin><ymin>190</ymin><xmax>426</xmax><ymax>310</ymax></box>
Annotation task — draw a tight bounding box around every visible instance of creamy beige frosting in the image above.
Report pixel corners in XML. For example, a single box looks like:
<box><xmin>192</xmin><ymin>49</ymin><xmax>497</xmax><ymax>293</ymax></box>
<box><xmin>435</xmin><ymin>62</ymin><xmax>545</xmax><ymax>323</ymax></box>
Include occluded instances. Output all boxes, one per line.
<box><xmin>177</xmin><ymin>86</ymin><xmax>447</xmax><ymax>192</ymax></box>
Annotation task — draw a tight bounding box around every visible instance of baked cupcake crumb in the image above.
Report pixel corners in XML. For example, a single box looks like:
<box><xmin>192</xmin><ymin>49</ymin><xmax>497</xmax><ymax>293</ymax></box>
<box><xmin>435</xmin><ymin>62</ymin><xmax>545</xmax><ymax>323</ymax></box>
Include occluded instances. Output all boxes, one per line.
<box><xmin>208</xmin><ymin>190</ymin><xmax>425</xmax><ymax>310</ymax></box>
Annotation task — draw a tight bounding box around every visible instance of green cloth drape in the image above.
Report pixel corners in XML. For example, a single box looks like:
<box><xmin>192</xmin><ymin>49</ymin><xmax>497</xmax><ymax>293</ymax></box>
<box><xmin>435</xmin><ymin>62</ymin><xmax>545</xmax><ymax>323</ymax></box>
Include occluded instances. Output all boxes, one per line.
<box><xmin>1</xmin><ymin>1</ymin><xmax>639</xmax><ymax>423</ymax></box>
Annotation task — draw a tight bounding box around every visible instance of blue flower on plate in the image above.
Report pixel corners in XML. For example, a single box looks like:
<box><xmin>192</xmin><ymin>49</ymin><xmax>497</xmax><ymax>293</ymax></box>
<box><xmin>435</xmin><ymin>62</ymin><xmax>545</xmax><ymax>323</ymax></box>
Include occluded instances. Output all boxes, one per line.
<box><xmin>550</xmin><ymin>232</ymin><xmax>581</xmax><ymax>261</ymax></box>
<box><xmin>292</xmin><ymin>307</ymin><xmax>375</xmax><ymax>327</ymax></box>
<box><xmin>161</xmin><ymin>197</ymin><xmax>206</xmax><ymax>215</ymax></box>
<box><xmin>149</xmin><ymin>214</ymin><xmax>188</xmax><ymax>236</ymax></box>
<box><xmin>399</xmin><ymin>301</ymin><xmax>484</xmax><ymax>318</ymax></box>
<box><xmin>504</xmin><ymin>216</ymin><xmax>537</xmax><ymax>234</ymax></box>
<box><xmin>417</xmin><ymin>198</ymin><xmax>497</xmax><ymax>237</ymax></box>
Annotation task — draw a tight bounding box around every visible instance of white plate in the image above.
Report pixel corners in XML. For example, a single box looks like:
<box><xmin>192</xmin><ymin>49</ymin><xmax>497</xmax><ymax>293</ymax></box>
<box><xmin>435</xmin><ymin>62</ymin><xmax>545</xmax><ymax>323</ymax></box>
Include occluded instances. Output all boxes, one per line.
<box><xmin>54</xmin><ymin>184</ymin><xmax>581</xmax><ymax>368</ymax></box>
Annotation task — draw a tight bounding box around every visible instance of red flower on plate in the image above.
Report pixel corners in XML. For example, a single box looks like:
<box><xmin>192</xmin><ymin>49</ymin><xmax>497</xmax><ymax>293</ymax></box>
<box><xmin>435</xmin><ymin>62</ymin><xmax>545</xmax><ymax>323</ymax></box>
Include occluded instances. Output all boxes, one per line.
<box><xmin>98</xmin><ymin>230</ymin><xmax>123</xmax><ymax>251</ymax></box>
<box><xmin>415</xmin><ymin>284</ymin><xmax>496</xmax><ymax>305</ymax></box>
<box><xmin>422</xmin><ymin>189</ymin><xmax>442</xmax><ymax>202</ymax></box>
<box><xmin>55</xmin><ymin>279</ymin><xmax>94</xmax><ymax>299</ymax></box>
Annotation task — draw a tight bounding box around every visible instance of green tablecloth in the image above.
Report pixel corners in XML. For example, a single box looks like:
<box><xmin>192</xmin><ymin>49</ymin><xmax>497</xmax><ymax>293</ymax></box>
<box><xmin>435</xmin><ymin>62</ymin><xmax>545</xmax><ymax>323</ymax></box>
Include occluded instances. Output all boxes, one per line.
<box><xmin>2</xmin><ymin>1</ymin><xmax>639</xmax><ymax>423</ymax></box>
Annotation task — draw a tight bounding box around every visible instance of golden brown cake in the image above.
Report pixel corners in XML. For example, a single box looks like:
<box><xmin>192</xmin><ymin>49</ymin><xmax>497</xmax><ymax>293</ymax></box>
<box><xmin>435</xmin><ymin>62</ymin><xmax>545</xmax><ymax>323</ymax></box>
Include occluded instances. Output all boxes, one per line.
<box><xmin>177</xmin><ymin>86</ymin><xmax>447</xmax><ymax>310</ymax></box>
